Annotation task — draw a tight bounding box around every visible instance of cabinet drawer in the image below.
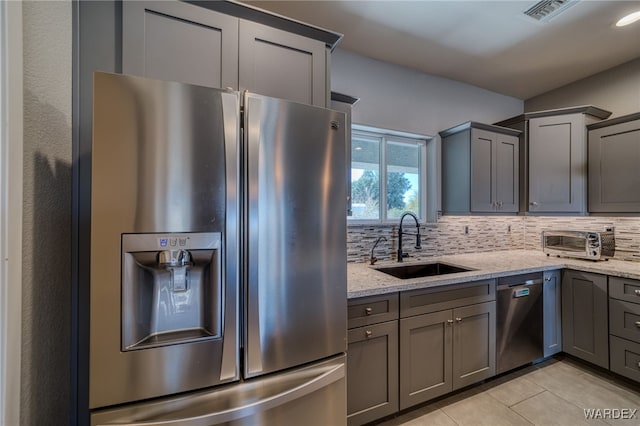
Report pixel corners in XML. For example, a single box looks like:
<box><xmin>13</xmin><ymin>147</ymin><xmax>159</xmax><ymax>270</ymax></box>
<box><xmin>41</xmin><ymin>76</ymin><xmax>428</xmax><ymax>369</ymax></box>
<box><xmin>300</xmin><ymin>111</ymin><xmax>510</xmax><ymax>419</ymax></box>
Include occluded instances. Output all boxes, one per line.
<box><xmin>400</xmin><ymin>280</ymin><xmax>495</xmax><ymax>318</ymax></box>
<box><xmin>610</xmin><ymin>299</ymin><xmax>640</xmax><ymax>343</ymax></box>
<box><xmin>610</xmin><ymin>335</ymin><xmax>640</xmax><ymax>383</ymax></box>
<box><xmin>348</xmin><ymin>293</ymin><xmax>399</xmax><ymax>329</ymax></box>
<box><xmin>609</xmin><ymin>277</ymin><xmax>640</xmax><ymax>303</ymax></box>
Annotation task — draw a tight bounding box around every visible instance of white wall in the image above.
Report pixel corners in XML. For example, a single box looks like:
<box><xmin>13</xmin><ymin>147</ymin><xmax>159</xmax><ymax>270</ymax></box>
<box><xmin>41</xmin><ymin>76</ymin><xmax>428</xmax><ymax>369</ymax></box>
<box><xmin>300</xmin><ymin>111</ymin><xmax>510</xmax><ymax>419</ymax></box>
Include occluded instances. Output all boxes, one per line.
<box><xmin>525</xmin><ymin>57</ymin><xmax>640</xmax><ymax>118</ymax></box>
<box><xmin>331</xmin><ymin>49</ymin><xmax>524</xmax><ymax>136</ymax></box>
<box><xmin>21</xmin><ymin>1</ymin><xmax>72</xmax><ymax>424</ymax></box>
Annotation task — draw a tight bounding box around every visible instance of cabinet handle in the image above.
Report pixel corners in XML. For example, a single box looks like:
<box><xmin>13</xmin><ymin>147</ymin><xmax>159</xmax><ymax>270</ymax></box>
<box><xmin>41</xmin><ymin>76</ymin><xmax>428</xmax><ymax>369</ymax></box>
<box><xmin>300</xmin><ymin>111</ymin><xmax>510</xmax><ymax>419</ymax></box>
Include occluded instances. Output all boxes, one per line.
<box><xmin>544</xmin><ymin>276</ymin><xmax>551</xmax><ymax>281</ymax></box>
<box><xmin>635</xmin><ymin>290</ymin><xmax>640</xmax><ymax>296</ymax></box>
<box><xmin>635</xmin><ymin>321</ymin><xmax>640</xmax><ymax>328</ymax></box>
<box><xmin>455</xmin><ymin>317</ymin><xmax>462</xmax><ymax>322</ymax></box>
<box><xmin>447</xmin><ymin>319</ymin><xmax>454</xmax><ymax>324</ymax></box>
<box><xmin>365</xmin><ymin>307</ymin><xmax>373</xmax><ymax>315</ymax></box>
<box><xmin>365</xmin><ymin>330</ymin><xmax>372</xmax><ymax>338</ymax></box>
<box><xmin>530</xmin><ymin>201</ymin><xmax>538</xmax><ymax>206</ymax></box>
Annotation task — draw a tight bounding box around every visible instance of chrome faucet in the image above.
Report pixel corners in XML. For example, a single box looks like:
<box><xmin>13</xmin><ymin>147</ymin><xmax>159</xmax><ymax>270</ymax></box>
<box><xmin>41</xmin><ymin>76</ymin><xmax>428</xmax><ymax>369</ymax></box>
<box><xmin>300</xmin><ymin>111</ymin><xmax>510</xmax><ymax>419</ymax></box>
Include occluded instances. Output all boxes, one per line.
<box><xmin>370</xmin><ymin>236</ymin><xmax>387</xmax><ymax>265</ymax></box>
<box><xmin>397</xmin><ymin>212</ymin><xmax>421</xmax><ymax>263</ymax></box>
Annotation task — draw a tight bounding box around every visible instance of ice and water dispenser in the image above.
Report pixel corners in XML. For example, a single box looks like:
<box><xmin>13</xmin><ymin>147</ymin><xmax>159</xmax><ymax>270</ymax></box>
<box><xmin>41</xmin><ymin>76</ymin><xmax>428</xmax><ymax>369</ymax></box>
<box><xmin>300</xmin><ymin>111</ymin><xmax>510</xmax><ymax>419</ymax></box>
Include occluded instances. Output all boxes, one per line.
<box><xmin>121</xmin><ymin>232</ymin><xmax>222</xmax><ymax>351</ymax></box>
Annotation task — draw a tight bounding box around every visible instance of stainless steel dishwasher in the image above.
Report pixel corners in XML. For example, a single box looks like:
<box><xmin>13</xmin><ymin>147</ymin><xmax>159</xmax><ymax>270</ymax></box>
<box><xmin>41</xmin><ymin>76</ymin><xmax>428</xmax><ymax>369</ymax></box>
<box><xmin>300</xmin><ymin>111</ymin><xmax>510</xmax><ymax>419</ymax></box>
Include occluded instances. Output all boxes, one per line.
<box><xmin>496</xmin><ymin>273</ymin><xmax>544</xmax><ymax>374</ymax></box>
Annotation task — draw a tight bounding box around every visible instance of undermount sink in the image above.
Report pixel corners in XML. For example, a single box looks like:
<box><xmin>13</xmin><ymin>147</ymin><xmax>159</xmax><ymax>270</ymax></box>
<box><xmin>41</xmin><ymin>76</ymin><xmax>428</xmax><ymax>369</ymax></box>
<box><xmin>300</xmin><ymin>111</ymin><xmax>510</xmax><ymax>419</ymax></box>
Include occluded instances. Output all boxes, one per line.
<box><xmin>375</xmin><ymin>262</ymin><xmax>474</xmax><ymax>280</ymax></box>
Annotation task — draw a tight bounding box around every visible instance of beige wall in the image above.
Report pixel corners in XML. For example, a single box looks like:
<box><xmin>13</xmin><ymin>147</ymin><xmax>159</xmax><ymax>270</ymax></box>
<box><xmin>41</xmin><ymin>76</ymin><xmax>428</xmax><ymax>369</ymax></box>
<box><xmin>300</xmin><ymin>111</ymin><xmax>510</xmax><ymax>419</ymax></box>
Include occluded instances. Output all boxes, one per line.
<box><xmin>525</xmin><ymin>57</ymin><xmax>640</xmax><ymax>118</ymax></box>
<box><xmin>22</xmin><ymin>1</ymin><xmax>72</xmax><ymax>424</ymax></box>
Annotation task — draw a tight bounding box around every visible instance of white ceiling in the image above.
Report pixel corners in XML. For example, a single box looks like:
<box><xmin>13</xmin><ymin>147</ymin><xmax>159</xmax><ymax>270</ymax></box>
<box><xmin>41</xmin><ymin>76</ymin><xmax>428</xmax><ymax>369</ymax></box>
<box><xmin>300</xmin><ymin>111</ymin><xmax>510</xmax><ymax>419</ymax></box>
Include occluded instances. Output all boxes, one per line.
<box><xmin>242</xmin><ymin>0</ymin><xmax>640</xmax><ymax>99</ymax></box>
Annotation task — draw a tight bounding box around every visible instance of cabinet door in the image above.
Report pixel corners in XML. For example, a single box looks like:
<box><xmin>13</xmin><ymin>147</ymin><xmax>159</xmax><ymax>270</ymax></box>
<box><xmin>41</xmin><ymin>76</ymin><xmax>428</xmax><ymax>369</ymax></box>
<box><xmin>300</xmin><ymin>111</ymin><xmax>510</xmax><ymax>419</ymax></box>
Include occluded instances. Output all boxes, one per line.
<box><xmin>452</xmin><ymin>301</ymin><xmax>496</xmax><ymax>390</ymax></box>
<box><xmin>495</xmin><ymin>133</ymin><xmax>519</xmax><ymax>212</ymax></box>
<box><xmin>123</xmin><ymin>1</ymin><xmax>239</xmax><ymax>89</ymax></box>
<box><xmin>239</xmin><ymin>20</ymin><xmax>327</xmax><ymax>106</ymax></box>
<box><xmin>589</xmin><ymin>118</ymin><xmax>640</xmax><ymax>212</ymax></box>
<box><xmin>470</xmin><ymin>129</ymin><xmax>496</xmax><ymax>212</ymax></box>
<box><xmin>529</xmin><ymin>114</ymin><xmax>586</xmax><ymax>212</ymax></box>
<box><xmin>543</xmin><ymin>270</ymin><xmax>562</xmax><ymax>357</ymax></box>
<box><xmin>562</xmin><ymin>271</ymin><xmax>609</xmax><ymax>368</ymax></box>
<box><xmin>347</xmin><ymin>321</ymin><xmax>398</xmax><ymax>426</ymax></box>
<box><xmin>399</xmin><ymin>310</ymin><xmax>452</xmax><ymax>410</ymax></box>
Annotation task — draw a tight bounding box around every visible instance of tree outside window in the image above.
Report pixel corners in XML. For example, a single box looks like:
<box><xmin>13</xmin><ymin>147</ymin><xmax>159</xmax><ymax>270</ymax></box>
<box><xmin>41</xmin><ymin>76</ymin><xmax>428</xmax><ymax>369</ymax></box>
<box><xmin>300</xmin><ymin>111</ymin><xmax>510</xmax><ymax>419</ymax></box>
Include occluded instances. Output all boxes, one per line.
<box><xmin>350</xmin><ymin>128</ymin><xmax>426</xmax><ymax>222</ymax></box>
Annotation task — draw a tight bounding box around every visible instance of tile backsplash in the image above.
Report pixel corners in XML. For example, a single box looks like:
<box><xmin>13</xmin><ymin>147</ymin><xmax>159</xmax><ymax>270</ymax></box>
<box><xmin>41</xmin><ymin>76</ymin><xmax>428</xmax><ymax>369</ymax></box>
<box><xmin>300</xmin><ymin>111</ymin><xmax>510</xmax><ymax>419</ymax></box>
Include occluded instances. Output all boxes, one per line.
<box><xmin>348</xmin><ymin>215</ymin><xmax>640</xmax><ymax>263</ymax></box>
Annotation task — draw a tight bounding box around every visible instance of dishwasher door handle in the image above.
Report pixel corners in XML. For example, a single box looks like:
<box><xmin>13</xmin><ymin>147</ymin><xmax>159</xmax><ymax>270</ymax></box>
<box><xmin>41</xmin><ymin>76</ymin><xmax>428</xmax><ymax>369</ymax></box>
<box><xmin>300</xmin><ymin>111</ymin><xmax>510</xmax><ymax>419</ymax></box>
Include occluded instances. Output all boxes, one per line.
<box><xmin>497</xmin><ymin>280</ymin><xmax>543</xmax><ymax>292</ymax></box>
<box><xmin>513</xmin><ymin>288</ymin><xmax>531</xmax><ymax>298</ymax></box>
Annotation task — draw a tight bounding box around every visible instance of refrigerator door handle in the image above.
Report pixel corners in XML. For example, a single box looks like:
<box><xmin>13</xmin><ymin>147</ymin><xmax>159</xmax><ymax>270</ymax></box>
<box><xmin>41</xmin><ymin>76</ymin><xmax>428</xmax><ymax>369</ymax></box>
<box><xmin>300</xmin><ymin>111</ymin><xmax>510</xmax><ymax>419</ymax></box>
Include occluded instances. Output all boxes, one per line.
<box><xmin>93</xmin><ymin>361</ymin><xmax>345</xmax><ymax>426</ymax></box>
<box><xmin>245</xmin><ymin>93</ymin><xmax>263</xmax><ymax>375</ymax></box>
<box><xmin>219</xmin><ymin>90</ymin><xmax>241</xmax><ymax>382</ymax></box>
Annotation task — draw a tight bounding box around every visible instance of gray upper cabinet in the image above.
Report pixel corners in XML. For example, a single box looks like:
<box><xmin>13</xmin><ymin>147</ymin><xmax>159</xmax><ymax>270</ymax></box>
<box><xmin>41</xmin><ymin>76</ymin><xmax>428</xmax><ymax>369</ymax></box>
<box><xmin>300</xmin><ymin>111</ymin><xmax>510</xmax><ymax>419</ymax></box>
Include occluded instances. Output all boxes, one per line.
<box><xmin>332</xmin><ymin>92</ymin><xmax>360</xmax><ymax>217</ymax></box>
<box><xmin>440</xmin><ymin>122</ymin><xmax>520</xmax><ymax>214</ymax></box>
<box><xmin>496</xmin><ymin>106</ymin><xmax>611</xmax><ymax>214</ymax></box>
<box><xmin>528</xmin><ymin>114</ymin><xmax>587</xmax><ymax>213</ymax></box>
<box><xmin>561</xmin><ymin>270</ymin><xmax>609</xmax><ymax>369</ymax></box>
<box><xmin>123</xmin><ymin>1</ymin><xmax>337</xmax><ymax>107</ymax></box>
<box><xmin>239</xmin><ymin>20</ymin><xmax>328</xmax><ymax>106</ymax></box>
<box><xmin>588</xmin><ymin>113</ymin><xmax>640</xmax><ymax>213</ymax></box>
<box><xmin>123</xmin><ymin>1</ymin><xmax>239</xmax><ymax>89</ymax></box>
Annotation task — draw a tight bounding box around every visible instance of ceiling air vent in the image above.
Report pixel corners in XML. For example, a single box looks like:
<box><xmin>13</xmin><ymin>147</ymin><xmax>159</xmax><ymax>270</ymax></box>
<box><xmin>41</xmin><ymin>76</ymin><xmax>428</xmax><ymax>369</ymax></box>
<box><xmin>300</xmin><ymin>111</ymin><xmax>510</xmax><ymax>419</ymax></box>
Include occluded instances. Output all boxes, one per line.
<box><xmin>524</xmin><ymin>0</ymin><xmax>579</xmax><ymax>22</ymax></box>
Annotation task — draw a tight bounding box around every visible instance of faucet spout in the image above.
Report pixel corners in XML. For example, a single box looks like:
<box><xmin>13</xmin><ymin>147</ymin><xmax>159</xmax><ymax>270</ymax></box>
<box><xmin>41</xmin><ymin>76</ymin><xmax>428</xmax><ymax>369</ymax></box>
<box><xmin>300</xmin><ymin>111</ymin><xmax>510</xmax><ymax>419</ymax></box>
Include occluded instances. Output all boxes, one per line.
<box><xmin>370</xmin><ymin>236</ymin><xmax>387</xmax><ymax>265</ymax></box>
<box><xmin>397</xmin><ymin>212</ymin><xmax>421</xmax><ymax>263</ymax></box>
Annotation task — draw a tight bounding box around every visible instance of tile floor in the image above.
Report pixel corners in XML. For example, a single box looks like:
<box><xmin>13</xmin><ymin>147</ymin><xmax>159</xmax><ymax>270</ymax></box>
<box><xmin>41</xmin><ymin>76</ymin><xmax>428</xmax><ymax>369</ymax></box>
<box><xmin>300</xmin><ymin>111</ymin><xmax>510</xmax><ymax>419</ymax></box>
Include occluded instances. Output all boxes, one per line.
<box><xmin>375</xmin><ymin>356</ymin><xmax>640</xmax><ymax>426</ymax></box>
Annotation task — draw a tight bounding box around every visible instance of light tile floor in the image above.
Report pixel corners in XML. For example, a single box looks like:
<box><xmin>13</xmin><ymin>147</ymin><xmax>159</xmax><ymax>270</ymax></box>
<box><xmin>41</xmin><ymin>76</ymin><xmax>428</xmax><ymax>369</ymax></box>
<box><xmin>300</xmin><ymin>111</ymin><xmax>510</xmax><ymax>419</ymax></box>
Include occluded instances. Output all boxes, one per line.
<box><xmin>375</xmin><ymin>357</ymin><xmax>640</xmax><ymax>426</ymax></box>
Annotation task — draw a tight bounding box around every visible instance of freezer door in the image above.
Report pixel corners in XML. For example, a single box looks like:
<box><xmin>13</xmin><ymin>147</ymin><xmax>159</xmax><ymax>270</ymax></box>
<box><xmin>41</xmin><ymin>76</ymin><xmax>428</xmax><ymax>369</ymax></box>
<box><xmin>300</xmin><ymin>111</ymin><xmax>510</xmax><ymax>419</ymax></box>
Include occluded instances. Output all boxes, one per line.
<box><xmin>244</xmin><ymin>93</ymin><xmax>347</xmax><ymax>377</ymax></box>
<box><xmin>90</xmin><ymin>355</ymin><xmax>346</xmax><ymax>426</ymax></box>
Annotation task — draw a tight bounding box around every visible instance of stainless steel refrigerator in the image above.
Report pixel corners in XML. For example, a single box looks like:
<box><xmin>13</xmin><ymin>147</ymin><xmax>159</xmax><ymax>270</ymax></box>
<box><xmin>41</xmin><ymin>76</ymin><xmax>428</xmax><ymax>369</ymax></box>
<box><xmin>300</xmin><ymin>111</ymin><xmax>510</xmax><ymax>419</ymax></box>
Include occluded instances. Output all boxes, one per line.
<box><xmin>89</xmin><ymin>72</ymin><xmax>347</xmax><ymax>425</ymax></box>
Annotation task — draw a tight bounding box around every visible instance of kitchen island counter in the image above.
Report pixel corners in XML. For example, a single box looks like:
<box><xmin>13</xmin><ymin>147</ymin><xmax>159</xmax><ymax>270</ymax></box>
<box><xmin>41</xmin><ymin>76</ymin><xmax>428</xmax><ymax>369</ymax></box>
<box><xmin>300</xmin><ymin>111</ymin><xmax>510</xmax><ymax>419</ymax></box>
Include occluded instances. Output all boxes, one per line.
<box><xmin>348</xmin><ymin>249</ymin><xmax>640</xmax><ymax>298</ymax></box>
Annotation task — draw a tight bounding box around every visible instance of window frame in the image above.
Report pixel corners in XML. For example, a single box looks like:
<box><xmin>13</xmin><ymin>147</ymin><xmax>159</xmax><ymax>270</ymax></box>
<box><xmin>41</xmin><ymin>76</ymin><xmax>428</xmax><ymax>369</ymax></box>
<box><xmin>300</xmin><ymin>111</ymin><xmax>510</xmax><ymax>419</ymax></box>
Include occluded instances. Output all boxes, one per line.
<box><xmin>349</xmin><ymin>124</ymin><xmax>429</xmax><ymax>224</ymax></box>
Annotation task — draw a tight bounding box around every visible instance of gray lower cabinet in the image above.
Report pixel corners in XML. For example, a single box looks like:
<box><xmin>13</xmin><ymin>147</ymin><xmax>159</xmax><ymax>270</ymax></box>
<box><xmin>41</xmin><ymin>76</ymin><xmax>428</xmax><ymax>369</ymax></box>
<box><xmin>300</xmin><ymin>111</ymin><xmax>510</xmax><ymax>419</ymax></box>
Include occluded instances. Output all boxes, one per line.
<box><xmin>347</xmin><ymin>294</ymin><xmax>399</xmax><ymax>426</ymax></box>
<box><xmin>609</xmin><ymin>276</ymin><xmax>640</xmax><ymax>382</ymax></box>
<box><xmin>122</xmin><ymin>1</ymin><xmax>329</xmax><ymax>106</ymax></box>
<box><xmin>588</xmin><ymin>113</ymin><xmax>640</xmax><ymax>213</ymax></box>
<box><xmin>543</xmin><ymin>270</ymin><xmax>562</xmax><ymax>357</ymax></box>
<box><xmin>451</xmin><ymin>302</ymin><xmax>497</xmax><ymax>389</ymax></box>
<box><xmin>561</xmin><ymin>270</ymin><xmax>609</xmax><ymax>368</ymax></box>
<box><xmin>399</xmin><ymin>300</ymin><xmax>496</xmax><ymax>410</ymax></box>
<box><xmin>440</xmin><ymin>122</ymin><xmax>520</xmax><ymax>214</ymax></box>
<box><xmin>399</xmin><ymin>310</ymin><xmax>451</xmax><ymax>409</ymax></box>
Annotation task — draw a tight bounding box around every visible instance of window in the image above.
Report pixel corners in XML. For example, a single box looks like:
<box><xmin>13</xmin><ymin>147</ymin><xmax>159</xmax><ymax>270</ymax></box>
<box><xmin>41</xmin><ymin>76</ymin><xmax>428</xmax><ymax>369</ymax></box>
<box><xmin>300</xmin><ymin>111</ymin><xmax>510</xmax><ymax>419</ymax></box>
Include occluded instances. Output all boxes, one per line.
<box><xmin>350</xmin><ymin>125</ymin><xmax>428</xmax><ymax>222</ymax></box>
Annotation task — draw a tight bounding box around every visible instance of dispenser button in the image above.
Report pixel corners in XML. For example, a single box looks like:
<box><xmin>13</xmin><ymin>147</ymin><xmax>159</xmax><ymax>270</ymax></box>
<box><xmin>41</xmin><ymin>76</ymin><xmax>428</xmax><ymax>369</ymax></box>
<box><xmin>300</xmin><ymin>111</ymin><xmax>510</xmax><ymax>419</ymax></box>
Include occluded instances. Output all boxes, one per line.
<box><xmin>179</xmin><ymin>238</ymin><xmax>187</xmax><ymax>247</ymax></box>
<box><xmin>159</xmin><ymin>238</ymin><xmax>168</xmax><ymax>247</ymax></box>
<box><xmin>169</xmin><ymin>238</ymin><xmax>177</xmax><ymax>247</ymax></box>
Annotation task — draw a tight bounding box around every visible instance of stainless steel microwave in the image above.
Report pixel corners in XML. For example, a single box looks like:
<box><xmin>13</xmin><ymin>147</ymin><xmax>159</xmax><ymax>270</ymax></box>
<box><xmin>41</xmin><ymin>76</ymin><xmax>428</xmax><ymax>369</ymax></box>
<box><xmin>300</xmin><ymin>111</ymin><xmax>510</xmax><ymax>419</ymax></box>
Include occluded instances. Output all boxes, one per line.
<box><xmin>542</xmin><ymin>230</ymin><xmax>615</xmax><ymax>261</ymax></box>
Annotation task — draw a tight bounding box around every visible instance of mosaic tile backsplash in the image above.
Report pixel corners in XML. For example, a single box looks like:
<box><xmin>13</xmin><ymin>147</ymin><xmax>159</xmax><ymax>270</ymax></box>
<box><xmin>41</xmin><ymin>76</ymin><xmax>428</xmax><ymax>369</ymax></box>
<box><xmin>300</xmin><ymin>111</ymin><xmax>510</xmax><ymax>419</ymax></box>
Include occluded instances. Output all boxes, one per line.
<box><xmin>348</xmin><ymin>216</ymin><xmax>640</xmax><ymax>263</ymax></box>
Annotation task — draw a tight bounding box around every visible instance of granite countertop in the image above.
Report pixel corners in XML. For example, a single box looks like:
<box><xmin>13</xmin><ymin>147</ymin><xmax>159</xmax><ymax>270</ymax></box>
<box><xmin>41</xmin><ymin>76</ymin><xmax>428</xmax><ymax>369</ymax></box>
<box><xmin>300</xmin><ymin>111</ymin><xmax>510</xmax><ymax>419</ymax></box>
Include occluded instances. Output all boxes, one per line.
<box><xmin>347</xmin><ymin>249</ymin><xmax>640</xmax><ymax>299</ymax></box>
